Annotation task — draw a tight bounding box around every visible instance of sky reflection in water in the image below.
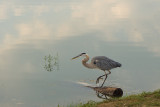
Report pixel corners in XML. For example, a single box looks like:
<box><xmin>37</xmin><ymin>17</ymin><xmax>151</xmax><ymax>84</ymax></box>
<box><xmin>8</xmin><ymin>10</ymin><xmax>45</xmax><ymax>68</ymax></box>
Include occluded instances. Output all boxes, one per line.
<box><xmin>0</xmin><ymin>0</ymin><xmax>160</xmax><ymax>106</ymax></box>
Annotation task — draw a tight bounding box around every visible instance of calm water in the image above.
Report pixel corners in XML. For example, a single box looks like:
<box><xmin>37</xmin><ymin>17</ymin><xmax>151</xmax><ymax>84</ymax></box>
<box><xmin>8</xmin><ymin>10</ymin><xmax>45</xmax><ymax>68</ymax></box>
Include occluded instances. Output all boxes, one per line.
<box><xmin>1</xmin><ymin>0</ymin><xmax>160</xmax><ymax>106</ymax></box>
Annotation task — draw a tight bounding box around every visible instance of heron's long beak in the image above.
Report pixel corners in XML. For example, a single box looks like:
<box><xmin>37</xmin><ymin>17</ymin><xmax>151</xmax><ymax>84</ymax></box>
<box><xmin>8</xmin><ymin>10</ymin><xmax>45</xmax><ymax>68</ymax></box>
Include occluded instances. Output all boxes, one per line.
<box><xmin>72</xmin><ymin>54</ymin><xmax>81</xmax><ymax>60</ymax></box>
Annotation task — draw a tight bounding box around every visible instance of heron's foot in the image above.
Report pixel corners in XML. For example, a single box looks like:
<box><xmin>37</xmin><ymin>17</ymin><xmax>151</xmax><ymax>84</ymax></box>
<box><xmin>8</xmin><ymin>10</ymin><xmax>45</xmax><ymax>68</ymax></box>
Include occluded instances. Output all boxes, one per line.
<box><xmin>96</xmin><ymin>74</ymin><xmax>106</xmax><ymax>84</ymax></box>
<box><xmin>96</xmin><ymin>76</ymin><xmax>103</xmax><ymax>84</ymax></box>
<box><xmin>100</xmin><ymin>83</ymin><xmax>104</xmax><ymax>87</ymax></box>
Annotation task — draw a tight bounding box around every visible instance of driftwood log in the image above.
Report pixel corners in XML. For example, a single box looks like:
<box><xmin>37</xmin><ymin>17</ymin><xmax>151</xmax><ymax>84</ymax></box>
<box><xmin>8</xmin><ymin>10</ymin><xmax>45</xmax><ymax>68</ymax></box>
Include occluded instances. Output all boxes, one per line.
<box><xmin>87</xmin><ymin>86</ymin><xmax>123</xmax><ymax>99</ymax></box>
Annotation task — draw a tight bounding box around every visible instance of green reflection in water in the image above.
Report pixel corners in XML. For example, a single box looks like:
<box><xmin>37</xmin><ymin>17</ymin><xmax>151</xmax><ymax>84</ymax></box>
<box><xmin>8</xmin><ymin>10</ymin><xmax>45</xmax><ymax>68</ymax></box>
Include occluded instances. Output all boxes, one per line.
<box><xmin>44</xmin><ymin>53</ymin><xmax>59</xmax><ymax>72</ymax></box>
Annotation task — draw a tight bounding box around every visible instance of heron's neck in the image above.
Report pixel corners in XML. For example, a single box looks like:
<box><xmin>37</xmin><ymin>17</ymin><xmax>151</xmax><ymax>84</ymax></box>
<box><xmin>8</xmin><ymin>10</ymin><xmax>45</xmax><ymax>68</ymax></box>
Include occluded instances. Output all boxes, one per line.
<box><xmin>82</xmin><ymin>55</ymin><xmax>95</xmax><ymax>69</ymax></box>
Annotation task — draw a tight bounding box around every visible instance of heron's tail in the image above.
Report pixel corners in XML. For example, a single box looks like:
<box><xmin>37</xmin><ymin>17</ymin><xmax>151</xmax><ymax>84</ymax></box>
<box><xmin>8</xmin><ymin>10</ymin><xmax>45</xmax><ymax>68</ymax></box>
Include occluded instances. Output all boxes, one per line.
<box><xmin>117</xmin><ymin>62</ymin><xmax>122</xmax><ymax>67</ymax></box>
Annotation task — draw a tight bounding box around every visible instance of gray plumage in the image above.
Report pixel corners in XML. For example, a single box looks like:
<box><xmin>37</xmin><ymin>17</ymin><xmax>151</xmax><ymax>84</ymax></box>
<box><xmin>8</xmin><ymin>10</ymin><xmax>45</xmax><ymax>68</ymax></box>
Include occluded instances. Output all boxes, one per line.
<box><xmin>72</xmin><ymin>53</ymin><xmax>122</xmax><ymax>87</ymax></box>
<box><xmin>91</xmin><ymin>56</ymin><xmax>121</xmax><ymax>71</ymax></box>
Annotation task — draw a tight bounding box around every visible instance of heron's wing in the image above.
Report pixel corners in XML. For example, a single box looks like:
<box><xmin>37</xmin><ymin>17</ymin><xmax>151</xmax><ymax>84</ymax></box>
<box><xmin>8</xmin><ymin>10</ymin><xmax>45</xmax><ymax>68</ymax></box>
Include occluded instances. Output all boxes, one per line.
<box><xmin>91</xmin><ymin>56</ymin><xmax>121</xmax><ymax>70</ymax></box>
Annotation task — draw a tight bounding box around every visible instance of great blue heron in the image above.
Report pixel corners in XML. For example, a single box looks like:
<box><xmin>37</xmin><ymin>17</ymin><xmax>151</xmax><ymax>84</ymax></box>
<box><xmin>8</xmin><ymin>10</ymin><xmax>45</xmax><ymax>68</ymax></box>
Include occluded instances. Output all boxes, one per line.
<box><xmin>72</xmin><ymin>53</ymin><xmax>121</xmax><ymax>87</ymax></box>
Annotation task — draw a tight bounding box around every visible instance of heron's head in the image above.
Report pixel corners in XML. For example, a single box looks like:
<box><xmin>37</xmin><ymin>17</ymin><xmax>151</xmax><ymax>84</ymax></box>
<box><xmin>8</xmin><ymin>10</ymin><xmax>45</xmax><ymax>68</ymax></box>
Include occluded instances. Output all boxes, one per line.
<box><xmin>72</xmin><ymin>53</ymin><xmax>86</xmax><ymax>60</ymax></box>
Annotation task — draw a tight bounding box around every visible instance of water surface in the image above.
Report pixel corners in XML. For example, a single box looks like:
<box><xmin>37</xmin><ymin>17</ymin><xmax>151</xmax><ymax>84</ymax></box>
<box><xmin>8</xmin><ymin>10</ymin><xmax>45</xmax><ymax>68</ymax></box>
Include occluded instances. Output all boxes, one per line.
<box><xmin>0</xmin><ymin>0</ymin><xmax>160</xmax><ymax>106</ymax></box>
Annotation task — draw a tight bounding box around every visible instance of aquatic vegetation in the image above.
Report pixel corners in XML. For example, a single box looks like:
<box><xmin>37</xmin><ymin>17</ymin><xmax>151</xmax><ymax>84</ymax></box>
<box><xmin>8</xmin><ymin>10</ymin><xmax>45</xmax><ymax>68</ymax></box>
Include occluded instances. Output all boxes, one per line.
<box><xmin>44</xmin><ymin>53</ymin><xmax>59</xmax><ymax>72</ymax></box>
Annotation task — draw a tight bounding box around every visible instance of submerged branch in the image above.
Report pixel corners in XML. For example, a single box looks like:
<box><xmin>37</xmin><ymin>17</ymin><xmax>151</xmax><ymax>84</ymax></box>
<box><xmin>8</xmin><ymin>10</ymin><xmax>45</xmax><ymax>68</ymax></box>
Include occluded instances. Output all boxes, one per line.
<box><xmin>87</xmin><ymin>86</ymin><xmax>123</xmax><ymax>99</ymax></box>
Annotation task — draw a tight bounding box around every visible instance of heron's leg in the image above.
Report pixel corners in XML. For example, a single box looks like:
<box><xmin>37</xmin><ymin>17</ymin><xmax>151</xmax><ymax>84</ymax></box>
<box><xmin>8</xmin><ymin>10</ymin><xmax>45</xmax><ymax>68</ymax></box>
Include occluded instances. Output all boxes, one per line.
<box><xmin>96</xmin><ymin>70</ymin><xmax>107</xmax><ymax>84</ymax></box>
<box><xmin>108</xmin><ymin>70</ymin><xmax>111</xmax><ymax>74</ymax></box>
<box><xmin>96</xmin><ymin>74</ymin><xmax>106</xmax><ymax>84</ymax></box>
<box><xmin>100</xmin><ymin>70</ymin><xmax>111</xmax><ymax>87</ymax></box>
<box><xmin>100</xmin><ymin>74</ymin><xmax>108</xmax><ymax>87</ymax></box>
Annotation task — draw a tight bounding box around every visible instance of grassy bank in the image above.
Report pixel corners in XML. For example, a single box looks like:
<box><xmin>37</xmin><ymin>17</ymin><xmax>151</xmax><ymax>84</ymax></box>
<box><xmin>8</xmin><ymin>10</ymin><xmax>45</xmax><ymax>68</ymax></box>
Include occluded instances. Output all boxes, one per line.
<box><xmin>63</xmin><ymin>89</ymin><xmax>160</xmax><ymax>107</ymax></box>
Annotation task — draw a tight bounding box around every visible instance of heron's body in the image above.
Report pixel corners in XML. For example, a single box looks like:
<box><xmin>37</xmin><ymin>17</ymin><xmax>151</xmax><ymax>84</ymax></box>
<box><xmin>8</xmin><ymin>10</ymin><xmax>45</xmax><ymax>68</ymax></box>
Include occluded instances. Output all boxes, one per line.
<box><xmin>72</xmin><ymin>53</ymin><xmax>121</xmax><ymax>87</ymax></box>
<box><xmin>81</xmin><ymin>54</ymin><xmax>121</xmax><ymax>70</ymax></box>
<box><xmin>91</xmin><ymin>56</ymin><xmax>121</xmax><ymax>70</ymax></box>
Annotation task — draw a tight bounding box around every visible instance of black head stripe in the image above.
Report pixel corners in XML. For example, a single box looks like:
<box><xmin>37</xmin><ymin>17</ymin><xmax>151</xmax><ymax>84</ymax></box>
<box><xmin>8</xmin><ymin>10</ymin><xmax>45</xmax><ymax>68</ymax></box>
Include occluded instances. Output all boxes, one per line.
<box><xmin>81</xmin><ymin>53</ymin><xmax>86</xmax><ymax>54</ymax></box>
